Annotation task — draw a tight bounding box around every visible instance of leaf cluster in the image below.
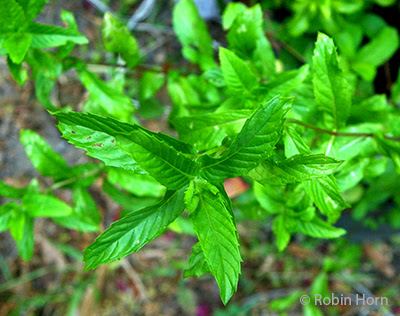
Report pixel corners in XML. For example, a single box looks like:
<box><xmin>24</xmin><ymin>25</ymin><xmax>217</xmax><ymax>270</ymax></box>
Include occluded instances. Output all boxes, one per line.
<box><xmin>1</xmin><ymin>0</ymin><xmax>400</xmax><ymax>305</ymax></box>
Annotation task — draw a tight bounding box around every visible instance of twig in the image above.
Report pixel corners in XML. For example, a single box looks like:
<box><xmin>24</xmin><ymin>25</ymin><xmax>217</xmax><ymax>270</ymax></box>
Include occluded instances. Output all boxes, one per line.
<box><xmin>86</xmin><ymin>0</ymin><xmax>113</xmax><ymax>14</ymax></box>
<box><xmin>127</xmin><ymin>0</ymin><xmax>156</xmax><ymax>30</ymax></box>
<box><xmin>287</xmin><ymin>119</ymin><xmax>400</xmax><ymax>142</ymax></box>
<box><xmin>265</xmin><ymin>31</ymin><xmax>306</xmax><ymax>64</ymax></box>
<box><xmin>142</xmin><ymin>37</ymin><xmax>172</xmax><ymax>57</ymax></box>
<box><xmin>384</xmin><ymin>61</ymin><xmax>392</xmax><ymax>92</ymax></box>
<box><xmin>134</xmin><ymin>22</ymin><xmax>174</xmax><ymax>35</ymax></box>
<box><xmin>338</xmin><ymin>272</ymin><xmax>395</xmax><ymax>316</ymax></box>
<box><xmin>120</xmin><ymin>259</ymin><xmax>147</xmax><ymax>301</ymax></box>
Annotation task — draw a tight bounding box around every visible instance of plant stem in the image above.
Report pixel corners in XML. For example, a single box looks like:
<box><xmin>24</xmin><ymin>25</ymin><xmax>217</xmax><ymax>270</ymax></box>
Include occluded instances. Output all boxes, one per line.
<box><xmin>265</xmin><ymin>31</ymin><xmax>306</xmax><ymax>64</ymax></box>
<box><xmin>47</xmin><ymin>168</ymin><xmax>102</xmax><ymax>192</ymax></box>
<box><xmin>287</xmin><ymin>119</ymin><xmax>400</xmax><ymax>142</ymax></box>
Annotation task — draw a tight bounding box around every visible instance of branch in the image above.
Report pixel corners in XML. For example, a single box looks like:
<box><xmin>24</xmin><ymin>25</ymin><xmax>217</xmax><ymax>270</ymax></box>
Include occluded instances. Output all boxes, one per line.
<box><xmin>265</xmin><ymin>31</ymin><xmax>306</xmax><ymax>64</ymax></box>
<box><xmin>287</xmin><ymin>119</ymin><xmax>400</xmax><ymax>142</ymax></box>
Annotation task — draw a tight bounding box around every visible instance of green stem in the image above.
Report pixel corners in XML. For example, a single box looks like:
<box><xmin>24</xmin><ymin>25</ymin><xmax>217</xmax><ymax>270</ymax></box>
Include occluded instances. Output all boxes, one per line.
<box><xmin>46</xmin><ymin>168</ymin><xmax>102</xmax><ymax>192</ymax></box>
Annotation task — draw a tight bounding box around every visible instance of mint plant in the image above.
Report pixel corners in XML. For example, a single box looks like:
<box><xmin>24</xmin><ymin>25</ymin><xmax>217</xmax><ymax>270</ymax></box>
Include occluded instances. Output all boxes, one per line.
<box><xmin>0</xmin><ymin>129</ymin><xmax>101</xmax><ymax>261</ymax></box>
<box><xmin>1</xmin><ymin>0</ymin><xmax>400</xmax><ymax>305</ymax></box>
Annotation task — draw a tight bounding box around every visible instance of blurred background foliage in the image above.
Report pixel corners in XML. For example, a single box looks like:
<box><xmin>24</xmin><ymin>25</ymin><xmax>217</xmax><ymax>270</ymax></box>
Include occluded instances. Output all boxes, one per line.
<box><xmin>0</xmin><ymin>0</ymin><xmax>400</xmax><ymax>315</ymax></box>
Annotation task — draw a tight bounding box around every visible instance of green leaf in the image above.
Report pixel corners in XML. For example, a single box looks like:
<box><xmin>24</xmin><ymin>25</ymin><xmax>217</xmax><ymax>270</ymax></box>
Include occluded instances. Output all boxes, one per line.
<box><xmin>103</xmin><ymin>179</ymin><xmax>158</xmax><ymax>214</ymax></box>
<box><xmin>55</xmin><ymin>111</ymin><xmax>197</xmax><ymax>183</ymax></box>
<box><xmin>16</xmin><ymin>216</ymin><xmax>34</xmax><ymax>261</ymax></box>
<box><xmin>249</xmin><ymin>154</ymin><xmax>342</xmax><ymax>186</ymax></box>
<box><xmin>284</xmin><ymin>125</ymin><xmax>312</xmax><ymax>158</ymax></box>
<box><xmin>22</xmin><ymin>194</ymin><xmax>73</xmax><ymax>218</ymax></box>
<box><xmin>172</xmin><ymin>0</ymin><xmax>216</xmax><ymax>70</ymax></box>
<box><xmin>60</xmin><ymin>10</ymin><xmax>78</xmax><ymax>31</ymax></box>
<box><xmin>270</xmin><ymin>290</ymin><xmax>303</xmax><ymax>311</ymax></box>
<box><xmin>9</xmin><ymin>205</ymin><xmax>26</xmax><ymax>242</ymax></box>
<box><xmin>305</xmin><ymin>176</ymin><xmax>349</xmax><ymax>223</ymax></box>
<box><xmin>374</xmin><ymin>0</ymin><xmax>396</xmax><ymax>5</ymax></box>
<box><xmin>84</xmin><ymin>188</ymin><xmax>186</xmax><ymax>270</ymax></box>
<box><xmin>334</xmin><ymin>22</ymin><xmax>363</xmax><ymax>58</ymax></box>
<box><xmin>167</xmin><ymin>72</ymin><xmax>220</xmax><ymax>117</ymax></box>
<box><xmin>360</xmin><ymin>13</ymin><xmax>386</xmax><ymax>38</ymax></box>
<box><xmin>234</xmin><ymin>190</ymin><xmax>268</xmax><ymax>220</ymax></box>
<box><xmin>330</xmin><ymin>124</ymin><xmax>381</xmax><ymax>160</ymax></box>
<box><xmin>102</xmin><ymin>12</ymin><xmax>140</xmax><ymax>67</ymax></box>
<box><xmin>78</xmin><ymin>69</ymin><xmax>135</xmax><ymax>122</ymax></box>
<box><xmin>353</xmin><ymin>163</ymin><xmax>398</xmax><ymax>220</ymax></box>
<box><xmin>139</xmin><ymin>71</ymin><xmax>165</xmax><ymax>101</ymax></box>
<box><xmin>115</xmin><ymin>130</ymin><xmax>199</xmax><ymax>190</ymax></box>
<box><xmin>201</xmin><ymin>96</ymin><xmax>292</xmax><ymax>181</ymax></box>
<box><xmin>392</xmin><ymin>69</ymin><xmax>400</xmax><ymax>105</ymax></box>
<box><xmin>185</xmin><ymin>180</ymin><xmax>241</xmax><ymax>304</ymax></box>
<box><xmin>54</xmin><ymin>112</ymin><xmax>142</xmax><ymax>172</ymax></box>
<box><xmin>225</xmin><ymin>4</ymin><xmax>263</xmax><ymax>59</ymax></box>
<box><xmin>167</xmin><ymin>73</ymin><xmax>196</xmax><ymax>117</ymax></box>
<box><xmin>168</xmin><ymin>216</ymin><xmax>195</xmax><ymax>236</ymax></box>
<box><xmin>224</xmin><ymin>3</ymin><xmax>275</xmax><ymax>77</ymax></box>
<box><xmin>55</xmin><ymin>111</ymin><xmax>198</xmax><ymax>190</ymax></box>
<box><xmin>0</xmin><ymin>0</ymin><xmax>25</xmax><ymax>33</ymax></box>
<box><xmin>172</xmin><ymin>110</ymin><xmax>252</xmax><ymax>151</ymax></box>
<box><xmin>258</xmin><ymin>65</ymin><xmax>309</xmax><ymax>100</ymax></box>
<box><xmin>336</xmin><ymin>158</ymin><xmax>369</xmax><ymax>191</ymax></box>
<box><xmin>4</xmin><ymin>32</ymin><xmax>32</xmax><ymax>64</ymax></box>
<box><xmin>25</xmin><ymin>49</ymin><xmax>62</xmax><ymax>110</ymax></box>
<box><xmin>139</xmin><ymin>98</ymin><xmax>165</xmax><ymax>120</ymax></box>
<box><xmin>20</xmin><ymin>129</ymin><xmax>70</xmax><ymax>180</ymax></box>
<box><xmin>52</xmin><ymin>112</ymin><xmax>194</xmax><ymax>159</ymax></box>
<box><xmin>27</xmin><ymin>22</ymin><xmax>88</xmax><ymax>48</ymax></box>
<box><xmin>222</xmin><ymin>2</ymin><xmax>247</xmax><ymax>30</ymax></box>
<box><xmin>284</xmin><ymin>121</ymin><xmax>349</xmax><ymax>224</ymax></box>
<box><xmin>0</xmin><ymin>180</ymin><xmax>27</xmax><ymax>199</ymax></box>
<box><xmin>353</xmin><ymin>26</ymin><xmax>399</xmax><ymax>80</ymax></box>
<box><xmin>375</xmin><ymin>134</ymin><xmax>400</xmax><ymax>174</ymax></box>
<box><xmin>6</xmin><ymin>56</ymin><xmax>28</xmax><ymax>85</ymax></box>
<box><xmin>138</xmin><ymin>71</ymin><xmax>166</xmax><ymax>119</ymax></box>
<box><xmin>272</xmin><ymin>214</ymin><xmax>291</xmax><ymax>251</ymax></box>
<box><xmin>219</xmin><ymin>47</ymin><xmax>258</xmax><ymax>96</ymax></box>
<box><xmin>53</xmin><ymin>186</ymin><xmax>100</xmax><ymax>232</ymax></box>
<box><xmin>297</xmin><ymin>216</ymin><xmax>346</xmax><ymax>239</ymax></box>
<box><xmin>108</xmin><ymin>167</ymin><xmax>166</xmax><ymax>198</ymax></box>
<box><xmin>202</xmin><ymin>68</ymin><xmax>226</xmax><ymax>87</ymax></box>
<box><xmin>286</xmin><ymin>186</ymin><xmax>315</xmax><ymax>218</ymax></box>
<box><xmin>17</xmin><ymin>0</ymin><xmax>48</xmax><ymax>21</ymax></box>
<box><xmin>312</xmin><ymin>33</ymin><xmax>351</xmax><ymax>130</ymax></box>
<box><xmin>310</xmin><ymin>272</ymin><xmax>329</xmax><ymax>297</ymax></box>
<box><xmin>253</xmin><ymin>182</ymin><xmax>285</xmax><ymax>215</ymax></box>
<box><xmin>184</xmin><ymin>242</ymin><xmax>210</xmax><ymax>278</ymax></box>
<box><xmin>0</xmin><ymin>202</ymin><xmax>19</xmax><ymax>232</ymax></box>
<box><xmin>57</xmin><ymin>10</ymin><xmax>80</xmax><ymax>57</ymax></box>
<box><xmin>303</xmin><ymin>304</ymin><xmax>324</xmax><ymax>316</ymax></box>
<box><xmin>252</xmin><ymin>37</ymin><xmax>276</xmax><ymax>78</ymax></box>
<box><xmin>350</xmin><ymin>94</ymin><xmax>390</xmax><ymax>124</ymax></box>
<box><xmin>36</xmin><ymin>73</ymin><xmax>58</xmax><ymax>109</ymax></box>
